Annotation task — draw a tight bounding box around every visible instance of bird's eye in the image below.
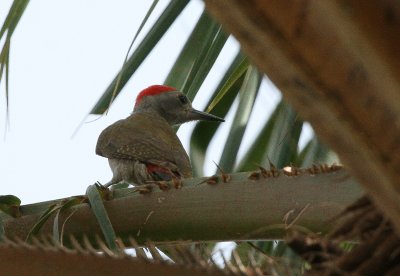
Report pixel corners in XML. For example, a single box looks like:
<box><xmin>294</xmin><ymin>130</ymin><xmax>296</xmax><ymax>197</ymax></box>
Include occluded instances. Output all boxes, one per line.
<box><xmin>178</xmin><ymin>95</ymin><xmax>188</xmax><ymax>104</ymax></box>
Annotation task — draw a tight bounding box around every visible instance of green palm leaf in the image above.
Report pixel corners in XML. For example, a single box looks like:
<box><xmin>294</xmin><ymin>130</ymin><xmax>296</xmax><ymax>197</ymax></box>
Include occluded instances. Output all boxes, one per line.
<box><xmin>189</xmin><ymin>52</ymin><xmax>247</xmax><ymax>176</ymax></box>
<box><xmin>90</xmin><ymin>0</ymin><xmax>190</xmax><ymax>114</ymax></box>
<box><xmin>0</xmin><ymin>0</ymin><xmax>29</xmax><ymax>111</ymax></box>
<box><xmin>218</xmin><ymin>65</ymin><xmax>261</xmax><ymax>172</ymax></box>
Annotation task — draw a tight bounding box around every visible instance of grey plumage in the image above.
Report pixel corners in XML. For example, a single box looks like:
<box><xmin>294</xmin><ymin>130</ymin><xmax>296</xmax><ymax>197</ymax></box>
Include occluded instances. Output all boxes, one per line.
<box><xmin>95</xmin><ymin>86</ymin><xmax>224</xmax><ymax>187</ymax></box>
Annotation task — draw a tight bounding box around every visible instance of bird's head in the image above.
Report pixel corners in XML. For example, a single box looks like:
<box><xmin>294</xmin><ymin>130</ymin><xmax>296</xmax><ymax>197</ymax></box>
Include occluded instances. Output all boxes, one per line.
<box><xmin>133</xmin><ymin>85</ymin><xmax>225</xmax><ymax>125</ymax></box>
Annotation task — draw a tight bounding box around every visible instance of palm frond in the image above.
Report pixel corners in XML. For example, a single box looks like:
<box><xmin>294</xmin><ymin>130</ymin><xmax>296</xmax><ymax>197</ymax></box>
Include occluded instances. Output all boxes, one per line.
<box><xmin>0</xmin><ymin>0</ymin><xmax>29</xmax><ymax>112</ymax></box>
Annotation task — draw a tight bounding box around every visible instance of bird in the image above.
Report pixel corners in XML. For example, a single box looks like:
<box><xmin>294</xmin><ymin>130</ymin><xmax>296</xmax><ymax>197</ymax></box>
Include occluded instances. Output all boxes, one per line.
<box><xmin>96</xmin><ymin>85</ymin><xmax>224</xmax><ymax>187</ymax></box>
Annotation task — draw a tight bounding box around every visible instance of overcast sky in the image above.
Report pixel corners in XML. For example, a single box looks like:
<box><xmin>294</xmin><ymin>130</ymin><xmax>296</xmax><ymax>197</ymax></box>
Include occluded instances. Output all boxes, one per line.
<box><xmin>0</xmin><ymin>0</ymin><xmax>289</xmax><ymax>204</ymax></box>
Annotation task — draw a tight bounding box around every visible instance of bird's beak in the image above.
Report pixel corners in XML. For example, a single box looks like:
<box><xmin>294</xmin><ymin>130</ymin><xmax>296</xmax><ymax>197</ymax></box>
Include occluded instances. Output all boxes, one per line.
<box><xmin>189</xmin><ymin>108</ymin><xmax>225</xmax><ymax>122</ymax></box>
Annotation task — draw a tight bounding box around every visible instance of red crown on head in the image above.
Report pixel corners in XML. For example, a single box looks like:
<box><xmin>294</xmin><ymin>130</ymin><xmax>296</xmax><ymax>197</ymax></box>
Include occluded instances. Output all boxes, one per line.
<box><xmin>135</xmin><ymin>85</ymin><xmax>177</xmax><ymax>107</ymax></box>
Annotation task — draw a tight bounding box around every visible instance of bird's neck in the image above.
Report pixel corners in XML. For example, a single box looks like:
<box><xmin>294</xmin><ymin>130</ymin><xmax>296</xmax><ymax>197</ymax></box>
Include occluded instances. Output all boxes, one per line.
<box><xmin>129</xmin><ymin>109</ymin><xmax>173</xmax><ymax>126</ymax></box>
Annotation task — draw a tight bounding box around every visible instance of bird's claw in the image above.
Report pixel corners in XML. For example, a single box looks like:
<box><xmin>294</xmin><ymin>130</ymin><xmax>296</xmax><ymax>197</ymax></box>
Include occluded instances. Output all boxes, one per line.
<box><xmin>137</xmin><ymin>184</ymin><xmax>154</xmax><ymax>194</ymax></box>
<box><xmin>172</xmin><ymin>177</ymin><xmax>183</xmax><ymax>189</ymax></box>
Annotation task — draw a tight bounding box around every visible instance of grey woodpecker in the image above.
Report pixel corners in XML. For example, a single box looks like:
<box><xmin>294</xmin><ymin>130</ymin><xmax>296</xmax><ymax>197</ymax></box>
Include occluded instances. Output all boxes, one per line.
<box><xmin>96</xmin><ymin>85</ymin><xmax>224</xmax><ymax>187</ymax></box>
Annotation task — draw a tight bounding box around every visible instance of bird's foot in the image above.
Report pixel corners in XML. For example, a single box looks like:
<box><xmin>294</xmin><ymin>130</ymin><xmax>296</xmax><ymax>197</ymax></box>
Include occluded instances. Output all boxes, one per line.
<box><xmin>144</xmin><ymin>178</ymin><xmax>182</xmax><ymax>190</ymax></box>
<box><xmin>145</xmin><ymin>180</ymin><xmax>171</xmax><ymax>191</ymax></box>
<box><xmin>136</xmin><ymin>184</ymin><xmax>155</xmax><ymax>194</ymax></box>
<box><xmin>172</xmin><ymin>177</ymin><xmax>183</xmax><ymax>189</ymax></box>
<box><xmin>157</xmin><ymin>181</ymin><xmax>171</xmax><ymax>191</ymax></box>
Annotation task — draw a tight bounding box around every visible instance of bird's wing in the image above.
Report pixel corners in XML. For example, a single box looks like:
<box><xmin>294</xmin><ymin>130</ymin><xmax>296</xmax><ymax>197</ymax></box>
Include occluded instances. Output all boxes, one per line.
<box><xmin>95</xmin><ymin>114</ymin><xmax>192</xmax><ymax>177</ymax></box>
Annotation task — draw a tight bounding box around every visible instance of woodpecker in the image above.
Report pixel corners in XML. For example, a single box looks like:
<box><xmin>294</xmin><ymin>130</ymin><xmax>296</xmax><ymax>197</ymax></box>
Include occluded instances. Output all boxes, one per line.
<box><xmin>96</xmin><ymin>85</ymin><xmax>224</xmax><ymax>187</ymax></box>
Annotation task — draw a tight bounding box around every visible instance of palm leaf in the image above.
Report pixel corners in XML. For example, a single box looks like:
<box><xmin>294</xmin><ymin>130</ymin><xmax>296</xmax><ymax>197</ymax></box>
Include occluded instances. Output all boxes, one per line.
<box><xmin>0</xmin><ymin>0</ymin><xmax>29</xmax><ymax>111</ymax></box>
<box><xmin>90</xmin><ymin>0</ymin><xmax>190</xmax><ymax>114</ymax></box>
<box><xmin>189</xmin><ymin>52</ymin><xmax>247</xmax><ymax>176</ymax></box>
<box><xmin>236</xmin><ymin>101</ymin><xmax>284</xmax><ymax>172</ymax></box>
<box><xmin>164</xmin><ymin>10</ymin><xmax>226</xmax><ymax>97</ymax></box>
<box><xmin>218</xmin><ymin>65</ymin><xmax>261</xmax><ymax>172</ymax></box>
<box><xmin>297</xmin><ymin>136</ymin><xmax>339</xmax><ymax>167</ymax></box>
<box><xmin>264</xmin><ymin>103</ymin><xmax>303</xmax><ymax>169</ymax></box>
